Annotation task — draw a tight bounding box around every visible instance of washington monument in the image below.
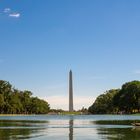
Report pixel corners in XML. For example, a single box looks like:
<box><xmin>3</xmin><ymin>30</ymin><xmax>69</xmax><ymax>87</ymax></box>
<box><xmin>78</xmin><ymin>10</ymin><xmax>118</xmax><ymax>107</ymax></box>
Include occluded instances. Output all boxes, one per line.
<box><xmin>69</xmin><ymin>70</ymin><xmax>74</xmax><ymax>112</ymax></box>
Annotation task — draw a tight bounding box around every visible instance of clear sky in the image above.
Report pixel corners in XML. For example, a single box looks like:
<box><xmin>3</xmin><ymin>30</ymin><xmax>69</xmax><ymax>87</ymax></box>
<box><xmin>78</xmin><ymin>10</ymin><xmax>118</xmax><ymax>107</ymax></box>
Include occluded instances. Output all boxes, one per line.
<box><xmin>1</xmin><ymin>0</ymin><xmax>140</xmax><ymax>110</ymax></box>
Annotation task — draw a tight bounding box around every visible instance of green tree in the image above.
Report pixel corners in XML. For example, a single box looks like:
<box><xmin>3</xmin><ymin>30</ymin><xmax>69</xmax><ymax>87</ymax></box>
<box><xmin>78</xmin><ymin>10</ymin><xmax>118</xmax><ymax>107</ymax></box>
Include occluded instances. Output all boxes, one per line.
<box><xmin>30</xmin><ymin>97</ymin><xmax>50</xmax><ymax>114</ymax></box>
<box><xmin>0</xmin><ymin>80</ymin><xmax>12</xmax><ymax>113</ymax></box>
<box><xmin>0</xmin><ymin>80</ymin><xmax>50</xmax><ymax>114</ymax></box>
<box><xmin>88</xmin><ymin>89</ymin><xmax>119</xmax><ymax>114</ymax></box>
<box><xmin>113</xmin><ymin>81</ymin><xmax>140</xmax><ymax>113</ymax></box>
<box><xmin>8</xmin><ymin>90</ymin><xmax>23</xmax><ymax>114</ymax></box>
<box><xmin>0</xmin><ymin>94</ymin><xmax>4</xmax><ymax>113</ymax></box>
<box><xmin>20</xmin><ymin>90</ymin><xmax>32</xmax><ymax>114</ymax></box>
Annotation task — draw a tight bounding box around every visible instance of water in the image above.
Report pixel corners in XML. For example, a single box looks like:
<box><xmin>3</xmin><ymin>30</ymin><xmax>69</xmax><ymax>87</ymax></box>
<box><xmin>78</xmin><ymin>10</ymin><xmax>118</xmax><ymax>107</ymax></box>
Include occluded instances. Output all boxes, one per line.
<box><xmin>0</xmin><ymin>115</ymin><xmax>140</xmax><ymax>140</ymax></box>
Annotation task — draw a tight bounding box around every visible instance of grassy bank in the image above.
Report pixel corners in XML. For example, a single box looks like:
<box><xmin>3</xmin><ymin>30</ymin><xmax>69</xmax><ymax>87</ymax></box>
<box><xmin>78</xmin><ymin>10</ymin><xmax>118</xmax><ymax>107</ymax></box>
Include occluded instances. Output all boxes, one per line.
<box><xmin>59</xmin><ymin>112</ymin><xmax>82</xmax><ymax>115</ymax></box>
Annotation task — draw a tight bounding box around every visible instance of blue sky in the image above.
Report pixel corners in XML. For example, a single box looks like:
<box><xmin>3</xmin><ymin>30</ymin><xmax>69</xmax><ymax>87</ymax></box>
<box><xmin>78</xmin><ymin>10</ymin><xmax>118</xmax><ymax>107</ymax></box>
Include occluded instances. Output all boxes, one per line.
<box><xmin>1</xmin><ymin>0</ymin><xmax>140</xmax><ymax>109</ymax></box>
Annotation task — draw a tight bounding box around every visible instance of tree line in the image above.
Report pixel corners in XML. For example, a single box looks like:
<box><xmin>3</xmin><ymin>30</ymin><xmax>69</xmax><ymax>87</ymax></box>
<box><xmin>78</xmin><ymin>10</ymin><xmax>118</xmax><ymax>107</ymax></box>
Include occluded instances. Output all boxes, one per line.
<box><xmin>0</xmin><ymin>80</ymin><xmax>50</xmax><ymax>114</ymax></box>
<box><xmin>88</xmin><ymin>80</ymin><xmax>140</xmax><ymax>114</ymax></box>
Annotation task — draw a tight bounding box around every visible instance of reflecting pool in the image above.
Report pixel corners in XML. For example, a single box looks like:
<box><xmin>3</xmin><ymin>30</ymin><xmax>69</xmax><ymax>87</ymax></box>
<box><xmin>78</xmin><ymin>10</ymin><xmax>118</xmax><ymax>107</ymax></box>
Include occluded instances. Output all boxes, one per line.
<box><xmin>0</xmin><ymin>115</ymin><xmax>140</xmax><ymax>140</ymax></box>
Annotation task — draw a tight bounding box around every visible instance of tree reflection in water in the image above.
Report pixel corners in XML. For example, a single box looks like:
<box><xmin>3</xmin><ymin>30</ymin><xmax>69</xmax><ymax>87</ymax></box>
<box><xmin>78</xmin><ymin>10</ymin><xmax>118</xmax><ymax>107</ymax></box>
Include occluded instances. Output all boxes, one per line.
<box><xmin>97</xmin><ymin>127</ymin><xmax>140</xmax><ymax>140</ymax></box>
<box><xmin>0</xmin><ymin>120</ymin><xmax>48</xmax><ymax>140</ymax></box>
<box><xmin>92</xmin><ymin>120</ymin><xmax>140</xmax><ymax>140</ymax></box>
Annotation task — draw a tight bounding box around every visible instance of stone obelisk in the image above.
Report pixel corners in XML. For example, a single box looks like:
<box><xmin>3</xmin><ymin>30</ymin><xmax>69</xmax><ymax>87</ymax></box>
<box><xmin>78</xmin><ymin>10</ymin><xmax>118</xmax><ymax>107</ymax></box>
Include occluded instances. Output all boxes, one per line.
<box><xmin>69</xmin><ymin>70</ymin><xmax>74</xmax><ymax>112</ymax></box>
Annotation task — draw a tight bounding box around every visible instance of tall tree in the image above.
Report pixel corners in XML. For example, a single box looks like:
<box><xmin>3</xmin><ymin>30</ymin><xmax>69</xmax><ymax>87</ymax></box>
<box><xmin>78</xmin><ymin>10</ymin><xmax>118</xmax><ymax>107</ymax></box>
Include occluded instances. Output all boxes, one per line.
<box><xmin>88</xmin><ymin>89</ymin><xmax>119</xmax><ymax>114</ymax></box>
<box><xmin>0</xmin><ymin>80</ymin><xmax>50</xmax><ymax>114</ymax></box>
<box><xmin>114</xmin><ymin>81</ymin><xmax>140</xmax><ymax>113</ymax></box>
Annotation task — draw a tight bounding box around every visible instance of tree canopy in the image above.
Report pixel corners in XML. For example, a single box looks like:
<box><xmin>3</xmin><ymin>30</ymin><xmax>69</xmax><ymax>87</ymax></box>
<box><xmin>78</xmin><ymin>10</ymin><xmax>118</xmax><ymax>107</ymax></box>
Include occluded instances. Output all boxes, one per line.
<box><xmin>0</xmin><ymin>80</ymin><xmax>50</xmax><ymax>114</ymax></box>
<box><xmin>88</xmin><ymin>81</ymin><xmax>140</xmax><ymax>114</ymax></box>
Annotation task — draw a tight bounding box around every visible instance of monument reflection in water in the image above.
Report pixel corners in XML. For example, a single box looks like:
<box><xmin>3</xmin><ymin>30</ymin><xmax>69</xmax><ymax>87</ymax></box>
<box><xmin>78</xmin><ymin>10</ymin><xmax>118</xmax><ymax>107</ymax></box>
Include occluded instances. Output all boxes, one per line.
<box><xmin>69</xmin><ymin>119</ymin><xmax>73</xmax><ymax>140</ymax></box>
